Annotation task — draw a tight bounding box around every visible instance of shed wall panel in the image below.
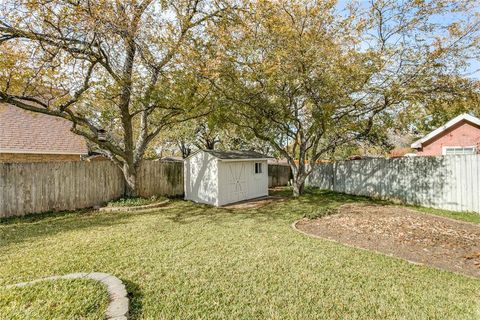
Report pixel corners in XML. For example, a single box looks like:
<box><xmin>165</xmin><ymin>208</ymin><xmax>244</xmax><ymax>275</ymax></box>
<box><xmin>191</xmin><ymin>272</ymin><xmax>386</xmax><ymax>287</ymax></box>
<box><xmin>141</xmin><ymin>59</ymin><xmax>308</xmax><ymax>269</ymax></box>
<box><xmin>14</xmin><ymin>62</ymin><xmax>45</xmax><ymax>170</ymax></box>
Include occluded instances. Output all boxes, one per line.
<box><xmin>184</xmin><ymin>152</ymin><xmax>219</xmax><ymax>206</ymax></box>
<box><xmin>217</xmin><ymin>160</ymin><xmax>268</xmax><ymax>206</ymax></box>
<box><xmin>185</xmin><ymin>151</ymin><xmax>269</xmax><ymax>206</ymax></box>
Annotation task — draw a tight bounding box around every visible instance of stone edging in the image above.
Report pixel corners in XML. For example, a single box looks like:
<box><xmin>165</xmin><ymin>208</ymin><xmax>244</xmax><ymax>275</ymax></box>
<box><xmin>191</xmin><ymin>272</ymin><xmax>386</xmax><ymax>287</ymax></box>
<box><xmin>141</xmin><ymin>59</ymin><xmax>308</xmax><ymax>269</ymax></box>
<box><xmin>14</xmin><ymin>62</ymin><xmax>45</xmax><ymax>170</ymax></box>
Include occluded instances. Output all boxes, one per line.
<box><xmin>5</xmin><ymin>272</ymin><xmax>129</xmax><ymax>320</ymax></box>
<box><xmin>99</xmin><ymin>199</ymin><xmax>170</xmax><ymax>212</ymax></box>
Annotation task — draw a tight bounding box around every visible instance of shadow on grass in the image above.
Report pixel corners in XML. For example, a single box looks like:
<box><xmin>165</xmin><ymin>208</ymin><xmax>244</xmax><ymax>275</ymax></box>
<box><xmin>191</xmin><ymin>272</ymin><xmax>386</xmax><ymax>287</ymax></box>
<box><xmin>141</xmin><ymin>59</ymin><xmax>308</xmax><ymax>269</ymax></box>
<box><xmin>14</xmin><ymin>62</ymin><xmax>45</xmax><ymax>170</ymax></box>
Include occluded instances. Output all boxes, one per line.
<box><xmin>0</xmin><ymin>208</ymin><xmax>169</xmax><ymax>248</ymax></box>
<box><xmin>163</xmin><ymin>189</ymin><xmax>359</xmax><ymax>225</ymax></box>
<box><xmin>299</xmin><ymin>187</ymin><xmax>387</xmax><ymax>206</ymax></box>
<box><xmin>165</xmin><ymin>201</ymin><xmax>292</xmax><ymax>226</ymax></box>
<box><xmin>0</xmin><ymin>188</ymin><xmax>384</xmax><ymax>248</ymax></box>
<box><xmin>122</xmin><ymin>279</ymin><xmax>143</xmax><ymax>320</ymax></box>
<box><xmin>0</xmin><ymin>200</ymin><xmax>283</xmax><ymax>248</ymax></box>
<box><xmin>0</xmin><ymin>209</ymin><xmax>91</xmax><ymax>225</ymax></box>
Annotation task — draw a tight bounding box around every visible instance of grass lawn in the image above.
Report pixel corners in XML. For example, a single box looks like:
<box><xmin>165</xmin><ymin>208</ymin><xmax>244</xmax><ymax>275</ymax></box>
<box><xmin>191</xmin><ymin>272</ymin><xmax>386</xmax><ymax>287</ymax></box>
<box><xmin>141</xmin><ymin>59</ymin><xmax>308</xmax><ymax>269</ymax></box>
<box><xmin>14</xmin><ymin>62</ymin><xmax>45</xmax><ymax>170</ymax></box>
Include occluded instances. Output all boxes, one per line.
<box><xmin>412</xmin><ymin>205</ymin><xmax>480</xmax><ymax>224</ymax></box>
<box><xmin>0</xmin><ymin>279</ymin><xmax>108</xmax><ymax>320</ymax></box>
<box><xmin>1</xmin><ymin>188</ymin><xmax>479</xmax><ymax>319</ymax></box>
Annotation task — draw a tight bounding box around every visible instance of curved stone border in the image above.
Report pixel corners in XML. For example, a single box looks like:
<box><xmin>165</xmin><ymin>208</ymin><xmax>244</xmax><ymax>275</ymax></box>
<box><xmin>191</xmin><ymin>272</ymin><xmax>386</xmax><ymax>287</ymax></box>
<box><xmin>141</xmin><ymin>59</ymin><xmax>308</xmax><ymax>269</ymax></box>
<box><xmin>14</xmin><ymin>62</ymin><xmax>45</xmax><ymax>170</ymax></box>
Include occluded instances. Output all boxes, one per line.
<box><xmin>5</xmin><ymin>272</ymin><xmax>129</xmax><ymax>320</ymax></box>
<box><xmin>99</xmin><ymin>199</ymin><xmax>170</xmax><ymax>212</ymax></box>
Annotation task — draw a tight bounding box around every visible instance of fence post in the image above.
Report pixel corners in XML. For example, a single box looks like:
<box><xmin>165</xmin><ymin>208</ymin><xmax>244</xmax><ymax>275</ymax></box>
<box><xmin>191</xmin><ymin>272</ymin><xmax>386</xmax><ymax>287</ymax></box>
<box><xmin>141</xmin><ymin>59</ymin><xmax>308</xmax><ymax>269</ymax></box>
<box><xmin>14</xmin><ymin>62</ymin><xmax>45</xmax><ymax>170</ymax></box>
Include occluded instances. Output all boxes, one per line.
<box><xmin>332</xmin><ymin>162</ymin><xmax>336</xmax><ymax>192</ymax></box>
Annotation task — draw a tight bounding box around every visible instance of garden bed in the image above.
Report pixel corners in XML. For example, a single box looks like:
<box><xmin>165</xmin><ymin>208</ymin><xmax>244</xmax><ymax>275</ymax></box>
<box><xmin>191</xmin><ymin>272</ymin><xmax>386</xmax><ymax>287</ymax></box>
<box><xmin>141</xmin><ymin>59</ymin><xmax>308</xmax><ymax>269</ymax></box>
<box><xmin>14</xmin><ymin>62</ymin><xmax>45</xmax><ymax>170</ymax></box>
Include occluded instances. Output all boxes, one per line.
<box><xmin>100</xmin><ymin>196</ymin><xmax>169</xmax><ymax>212</ymax></box>
<box><xmin>295</xmin><ymin>203</ymin><xmax>480</xmax><ymax>278</ymax></box>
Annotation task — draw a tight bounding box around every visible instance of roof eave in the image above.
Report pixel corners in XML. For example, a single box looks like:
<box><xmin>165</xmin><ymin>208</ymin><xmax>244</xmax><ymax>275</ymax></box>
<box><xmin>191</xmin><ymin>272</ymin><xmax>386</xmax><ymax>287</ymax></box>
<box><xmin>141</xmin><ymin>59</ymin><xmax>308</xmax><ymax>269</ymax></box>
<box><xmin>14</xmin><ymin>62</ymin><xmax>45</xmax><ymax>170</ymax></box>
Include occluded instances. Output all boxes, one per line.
<box><xmin>218</xmin><ymin>158</ymin><xmax>270</xmax><ymax>162</ymax></box>
<box><xmin>0</xmin><ymin>149</ymin><xmax>88</xmax><ymax>155</ymax></box>
<box><xmin>410</xmin><ymin>113</ymin><xmax>480</xmax><ymax>149</ymax></box>
<box><xmin>410</xmin><ymin>141</ymin><xmax>422</xmax><ymax>149</ymax></box>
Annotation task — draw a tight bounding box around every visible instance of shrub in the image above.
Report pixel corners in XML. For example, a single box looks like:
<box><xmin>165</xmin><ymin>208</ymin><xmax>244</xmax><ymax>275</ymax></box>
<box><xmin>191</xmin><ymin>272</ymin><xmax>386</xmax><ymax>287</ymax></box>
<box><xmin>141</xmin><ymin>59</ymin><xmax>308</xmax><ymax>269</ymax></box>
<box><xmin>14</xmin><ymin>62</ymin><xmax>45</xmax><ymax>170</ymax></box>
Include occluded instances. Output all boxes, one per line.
<box><xmin>107</xmin><ymin>195</ymin><xmax>166</xmax><ymax>207</ymax></box>
<box><xmin>304</xmin><ymin>207</ymin><xmax>338</xmax><ymax>220</ymax></box>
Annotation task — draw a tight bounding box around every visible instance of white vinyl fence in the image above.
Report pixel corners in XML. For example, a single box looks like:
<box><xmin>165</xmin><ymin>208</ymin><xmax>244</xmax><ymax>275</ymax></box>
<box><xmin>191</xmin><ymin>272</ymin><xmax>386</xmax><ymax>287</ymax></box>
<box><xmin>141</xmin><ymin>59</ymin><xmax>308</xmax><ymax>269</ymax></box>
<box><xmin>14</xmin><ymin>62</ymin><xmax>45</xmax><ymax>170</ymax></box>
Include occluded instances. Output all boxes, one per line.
<box><xmin>307</xmin><ymin>155</ymin><xmax>480</xmax><ymax>213</ymax></box>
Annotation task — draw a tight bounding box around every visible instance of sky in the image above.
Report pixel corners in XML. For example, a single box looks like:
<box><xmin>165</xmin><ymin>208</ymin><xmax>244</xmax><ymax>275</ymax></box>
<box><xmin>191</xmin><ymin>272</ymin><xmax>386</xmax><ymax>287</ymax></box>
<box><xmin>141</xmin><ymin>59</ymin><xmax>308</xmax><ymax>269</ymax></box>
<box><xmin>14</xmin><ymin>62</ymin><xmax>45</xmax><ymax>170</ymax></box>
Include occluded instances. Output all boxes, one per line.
<box><xmin>336</xmin><ymin>0</ymin><xmax>480</xmax><ymax>79</ymax></box>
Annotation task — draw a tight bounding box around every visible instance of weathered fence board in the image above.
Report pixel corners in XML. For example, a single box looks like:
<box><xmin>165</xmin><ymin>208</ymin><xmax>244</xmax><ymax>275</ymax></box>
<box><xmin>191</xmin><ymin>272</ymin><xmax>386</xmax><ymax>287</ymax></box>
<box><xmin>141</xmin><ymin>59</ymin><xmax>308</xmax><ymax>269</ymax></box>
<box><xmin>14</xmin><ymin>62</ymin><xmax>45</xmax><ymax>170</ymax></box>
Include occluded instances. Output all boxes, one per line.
<box><xmin>0</xmin><ymin>160</ymin><xmax>293</xmax><ymax>218</ymax></box>
<box><xmin>307</xmin><ymin>155</ymin><xmax>480</xmax><ymax>213</ymax></box>
<box><xmin>137</xmin><ymin>161</ymin><xmax>184</xmax><ymax>198</ymax></box>
<box><xmin>0</xmin><ymin>161</ymin><xmax>183</xmax><ymax>218</ymax></box>
<box><xmin>268</xmin><ymin>164</ymin><xmax>292</xmax><ymax>187</ymax></box>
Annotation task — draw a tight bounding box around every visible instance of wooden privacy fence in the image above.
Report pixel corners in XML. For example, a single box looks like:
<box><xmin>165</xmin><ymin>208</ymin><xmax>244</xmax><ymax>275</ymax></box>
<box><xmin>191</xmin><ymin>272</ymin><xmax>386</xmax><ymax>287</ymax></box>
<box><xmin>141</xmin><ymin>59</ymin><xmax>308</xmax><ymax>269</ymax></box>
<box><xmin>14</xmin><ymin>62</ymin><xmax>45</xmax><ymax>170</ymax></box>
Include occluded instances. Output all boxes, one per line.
<box><xmin>307</xmin><ymin>155</ymin><xmax>480</xmax><ymax>213</ymax></box>
<box><xmin>0</xmin><ymin>160</ymin><xmax>183</xmax><ymax>218</ymax></box>
<box><xmin>137</xmin><ymin>161</ymin><xmax>183</xmax><ymax>198</ymax></box>
<box><xmin>268</xmin><ymin>164</ymin><xmax>292</xmax><ymax>187</ymax></box>
<box><xmin>0</xmin><ymin>160</ymin><xmax>289</xmax><ymax>218</ymax></box>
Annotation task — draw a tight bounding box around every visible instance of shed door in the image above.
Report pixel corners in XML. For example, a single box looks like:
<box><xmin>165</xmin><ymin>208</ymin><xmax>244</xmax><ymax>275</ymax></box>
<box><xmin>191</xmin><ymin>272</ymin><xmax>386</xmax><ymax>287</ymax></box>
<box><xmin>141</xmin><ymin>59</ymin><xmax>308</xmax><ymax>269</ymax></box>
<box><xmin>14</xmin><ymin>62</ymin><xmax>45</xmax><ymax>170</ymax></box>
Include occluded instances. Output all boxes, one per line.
<box><xmin>225</xmin><ymin>162</ymin><xmax>248</xmax><ymax>203</ymax></box>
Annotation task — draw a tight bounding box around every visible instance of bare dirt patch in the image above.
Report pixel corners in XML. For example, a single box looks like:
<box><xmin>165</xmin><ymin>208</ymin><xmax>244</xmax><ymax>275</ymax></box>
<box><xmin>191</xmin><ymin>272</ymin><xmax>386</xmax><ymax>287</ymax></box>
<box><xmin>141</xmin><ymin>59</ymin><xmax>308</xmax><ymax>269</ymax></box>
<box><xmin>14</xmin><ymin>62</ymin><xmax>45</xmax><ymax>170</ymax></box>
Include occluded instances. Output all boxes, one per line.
<box><xmin>223</xmin><ymin>196</ymin><xmax>285</xmax><ymax>210</ymax></box>
<box><xmin>296</xmin><ymin>204</ymin><xmax>480</xmax><ymax>278</ymax></box>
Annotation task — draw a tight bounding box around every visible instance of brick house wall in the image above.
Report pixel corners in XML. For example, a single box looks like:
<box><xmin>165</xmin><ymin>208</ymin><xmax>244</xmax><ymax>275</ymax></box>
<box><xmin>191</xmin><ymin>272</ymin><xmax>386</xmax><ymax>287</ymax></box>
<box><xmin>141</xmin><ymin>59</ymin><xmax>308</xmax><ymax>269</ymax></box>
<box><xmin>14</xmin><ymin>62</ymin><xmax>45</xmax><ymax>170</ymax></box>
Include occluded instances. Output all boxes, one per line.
<box><xmin>416</xmin><ymin>120</ymin><xmax>480</xmax><ymax>156</ymax></box>
<box><xmin>0</xmin><ymin>153</ymin><xmax>82</xmax><ymax>163</ymax></box>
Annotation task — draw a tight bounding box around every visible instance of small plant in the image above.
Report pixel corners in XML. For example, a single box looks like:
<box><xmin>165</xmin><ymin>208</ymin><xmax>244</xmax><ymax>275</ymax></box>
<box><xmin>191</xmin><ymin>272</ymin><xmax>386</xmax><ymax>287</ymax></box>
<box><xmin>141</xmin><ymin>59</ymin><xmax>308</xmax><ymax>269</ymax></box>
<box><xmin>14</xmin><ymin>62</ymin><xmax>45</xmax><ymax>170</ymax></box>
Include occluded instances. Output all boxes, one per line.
<box><xmin>107</xmin><ymin>196</ymin><xmax>166</xmax><ymax>207</ymax></box>
<box><xmin>304</xmin><ymin>206</ymin><xmax>338</xmax><ymax>220</ymax></box>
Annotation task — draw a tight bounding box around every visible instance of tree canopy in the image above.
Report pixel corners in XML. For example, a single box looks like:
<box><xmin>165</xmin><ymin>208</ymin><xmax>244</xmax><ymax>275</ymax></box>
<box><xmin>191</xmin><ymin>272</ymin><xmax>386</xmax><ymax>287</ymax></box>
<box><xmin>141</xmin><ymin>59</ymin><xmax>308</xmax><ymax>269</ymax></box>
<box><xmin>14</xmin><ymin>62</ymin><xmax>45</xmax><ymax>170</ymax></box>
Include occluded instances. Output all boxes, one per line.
<box><xmin>204</xmin><ymin>0</ymin><xmax>480</xmax><ymax>195</ymax></box>
<box><xmin>0</xmin><ymin>0</ymin><xmax>228</xmax><ymax>195</ymax></box>
<box><xmin>1</xmin><ymin>0</ymin><xmax>479</xmax><ymax>197</ymax></box>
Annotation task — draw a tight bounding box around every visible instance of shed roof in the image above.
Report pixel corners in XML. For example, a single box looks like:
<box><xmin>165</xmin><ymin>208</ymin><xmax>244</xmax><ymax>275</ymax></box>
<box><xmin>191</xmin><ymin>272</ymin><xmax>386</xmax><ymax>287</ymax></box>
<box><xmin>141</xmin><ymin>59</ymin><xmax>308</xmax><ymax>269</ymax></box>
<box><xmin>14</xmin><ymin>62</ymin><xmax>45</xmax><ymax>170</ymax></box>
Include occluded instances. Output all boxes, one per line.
<box><xmin>411</xmin><ymin>113</ymin><xmax>480</xmax><ymax>149</ymax></box>
<box><xmin>198</xmin><ymin>150</ymin><xmax>271</xmax><ymax>160</ymax></box>
<box><xmin>0</xmin><ymin>103</ymin><xmax>88</xmax><ymax>155</ymax></box>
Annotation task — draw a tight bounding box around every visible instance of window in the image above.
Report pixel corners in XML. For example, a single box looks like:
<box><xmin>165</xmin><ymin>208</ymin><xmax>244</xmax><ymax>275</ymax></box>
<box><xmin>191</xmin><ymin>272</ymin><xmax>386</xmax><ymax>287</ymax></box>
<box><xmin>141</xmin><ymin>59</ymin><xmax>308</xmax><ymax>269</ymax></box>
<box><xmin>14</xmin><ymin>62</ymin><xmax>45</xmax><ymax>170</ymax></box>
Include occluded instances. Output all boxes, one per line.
<box><xmin>254</xmin><ymin>162</ymin><xmax>262</xmax><ymax>174</ymax></box>
<box><xmin>443</xmin><ymin>146</ymin><xmax>477</xmax><ymax>155</ymax></box>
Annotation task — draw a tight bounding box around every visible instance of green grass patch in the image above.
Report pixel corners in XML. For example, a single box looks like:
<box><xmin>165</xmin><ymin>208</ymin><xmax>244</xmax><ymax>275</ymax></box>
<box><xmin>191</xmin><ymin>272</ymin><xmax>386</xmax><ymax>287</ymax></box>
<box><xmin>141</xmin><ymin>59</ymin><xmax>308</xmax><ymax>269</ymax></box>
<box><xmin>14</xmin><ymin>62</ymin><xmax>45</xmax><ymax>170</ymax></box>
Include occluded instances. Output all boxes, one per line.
<box><xmin>410</xmin><ymin>206</ymin><xmax>480</xmax><ymax>224</ymax></box>
<box><xmin>1</xmin><ymin>188</ymin><xmax>479</xmax><ymax>319</ymax></box>
<box><xmin>107</xmin><ymin>195</ymin><xmax>167</xmax><ymax>207</ymax></box>
<box><xmin>294</xmin><ymin>187</ymin><xmax>480</xmax><ymax>224</ymax></box>
<box><xmin>303</xmin><ymin>206</ymin><xmax>339</xmax><ymax>219</ymax></box>
<box><xmin>0</xmin><ymin>279</ymin><xmax>108</xmax><ymax>320</ymax></box>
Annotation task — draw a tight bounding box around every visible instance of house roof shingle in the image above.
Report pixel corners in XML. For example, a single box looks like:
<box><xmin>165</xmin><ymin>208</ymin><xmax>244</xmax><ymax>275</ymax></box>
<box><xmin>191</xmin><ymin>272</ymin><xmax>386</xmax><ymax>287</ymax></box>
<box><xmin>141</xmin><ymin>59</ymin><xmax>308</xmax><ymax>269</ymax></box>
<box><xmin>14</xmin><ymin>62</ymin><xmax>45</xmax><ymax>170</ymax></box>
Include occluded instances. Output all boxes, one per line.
<box><xmin>0</xmin><ymin>103</ymin><xmax>88</xmax><ymax>155</ymax></box>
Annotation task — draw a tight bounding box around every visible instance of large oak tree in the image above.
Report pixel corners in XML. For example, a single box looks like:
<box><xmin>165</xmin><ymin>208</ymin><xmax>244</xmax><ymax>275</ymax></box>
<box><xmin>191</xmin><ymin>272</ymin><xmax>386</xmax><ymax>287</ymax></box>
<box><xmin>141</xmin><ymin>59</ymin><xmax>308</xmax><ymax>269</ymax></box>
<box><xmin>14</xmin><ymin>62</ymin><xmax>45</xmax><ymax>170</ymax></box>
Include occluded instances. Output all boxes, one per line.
<box><xmin>0</xmin><ymin>0</ymin><xmax>227</xmax><ymax>196</ymax></box>
<box><xmin>206</xmin><ymin>0</ymin><xmax>480</xmax><ymax>196</ymax></box>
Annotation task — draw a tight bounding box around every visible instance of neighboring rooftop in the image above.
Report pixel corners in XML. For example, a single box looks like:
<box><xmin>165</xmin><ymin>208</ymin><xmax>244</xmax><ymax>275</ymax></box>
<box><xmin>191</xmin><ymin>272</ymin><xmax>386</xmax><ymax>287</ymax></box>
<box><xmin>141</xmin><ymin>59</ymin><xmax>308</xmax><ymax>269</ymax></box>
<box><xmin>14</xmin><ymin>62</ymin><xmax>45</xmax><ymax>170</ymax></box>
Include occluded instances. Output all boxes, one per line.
<box><xmin>388</xmin><ymin>147</ymin><xmax>415</xmax><ymax>158</ymax></box>
<box><xmin>411</xmin><ymin>113</ymin><xmax>480</xmax><ymax>149</ymax></box>
<box><xmin>202</xmin><ymin>150</ymin><xmax>271</xmax><ymax>160</ymax></box>
<box><xmin>0</xmin><ymin>103</ymin><xmax>88</xmax><ymax>155</ymax></box>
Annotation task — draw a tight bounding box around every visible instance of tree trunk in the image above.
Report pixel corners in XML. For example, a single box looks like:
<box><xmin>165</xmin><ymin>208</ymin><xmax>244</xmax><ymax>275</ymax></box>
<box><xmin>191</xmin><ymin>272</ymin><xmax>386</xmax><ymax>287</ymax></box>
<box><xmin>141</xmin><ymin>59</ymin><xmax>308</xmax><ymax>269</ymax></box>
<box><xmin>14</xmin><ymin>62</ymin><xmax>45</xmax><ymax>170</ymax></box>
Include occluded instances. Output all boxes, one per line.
<box><xmin>181</xmin><ymin>147</ymin><xmax>191</xmax><ymax>158</ymax></box>
<box><xmin>178</xmin><ymin>141</ymin><xmax>192</xmax><ymax>158</ymax></box>
<box><xmin>291</xmin><ymin>140</ymin><xmax>308</xmax><ymax>197</ymax></box>
<box><xmin>290</xmin><ymin>163</ymin><xmax>307</xmax><ymax>197</ymax></box>
<box><xmin>204</xmin><ymin>138</ymin><xmax>217</xmax><ymax>150</ymax></box>
<box><xmin>123</xmin><ymin>163</ymin><xmax>139</xmax><ymax>197</ymax></box>
<box><xmin>292</xmin><ymin>178</ymin><xmax>305</xmax><ymax>197</ymax></box>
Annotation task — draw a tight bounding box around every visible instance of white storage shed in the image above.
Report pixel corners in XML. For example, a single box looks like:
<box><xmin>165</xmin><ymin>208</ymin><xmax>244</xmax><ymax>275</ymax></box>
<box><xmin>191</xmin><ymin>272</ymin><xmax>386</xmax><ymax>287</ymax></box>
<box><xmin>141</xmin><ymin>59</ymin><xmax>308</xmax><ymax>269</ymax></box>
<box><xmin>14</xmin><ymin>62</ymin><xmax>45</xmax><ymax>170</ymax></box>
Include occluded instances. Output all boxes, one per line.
<box><xmin>184</xmin><ymin>150</ymin><xmax>270</xmax><ymax>206</ymax></box>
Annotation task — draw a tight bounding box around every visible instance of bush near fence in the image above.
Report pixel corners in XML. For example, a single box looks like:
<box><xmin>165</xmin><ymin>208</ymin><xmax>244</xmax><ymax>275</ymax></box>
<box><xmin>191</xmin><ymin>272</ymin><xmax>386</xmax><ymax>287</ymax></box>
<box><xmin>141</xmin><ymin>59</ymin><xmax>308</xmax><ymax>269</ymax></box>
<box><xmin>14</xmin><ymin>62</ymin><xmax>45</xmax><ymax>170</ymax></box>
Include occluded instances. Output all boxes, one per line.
<box><xmin>0</xmin><ymin>161</ymin><xmax>291</xmax><ymax>218</ymax></box>
<box><xmin>307</xmin><ymin>155</ymin><xmax>480</xmax><ymax>213</ymax></box>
